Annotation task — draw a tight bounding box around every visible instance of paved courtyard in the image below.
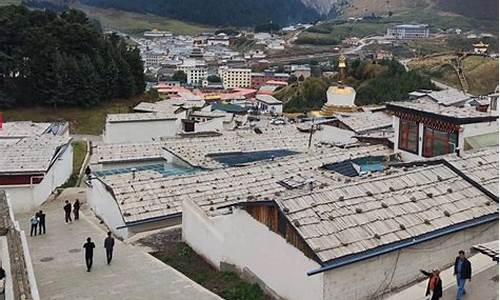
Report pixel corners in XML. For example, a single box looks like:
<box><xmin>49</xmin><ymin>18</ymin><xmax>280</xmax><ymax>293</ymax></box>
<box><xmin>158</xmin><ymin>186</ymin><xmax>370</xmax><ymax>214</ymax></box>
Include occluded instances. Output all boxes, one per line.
<box><xmin>17</xmin><ymin>189</ymin><xmax>220</xmax><ymax>300</ymax></box>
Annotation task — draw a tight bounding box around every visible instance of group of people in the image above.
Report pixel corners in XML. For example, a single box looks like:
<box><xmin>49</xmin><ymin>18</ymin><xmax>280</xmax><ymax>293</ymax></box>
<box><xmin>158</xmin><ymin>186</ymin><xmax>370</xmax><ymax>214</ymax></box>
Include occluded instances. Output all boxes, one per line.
<box><xmin>63</xmin><ymin>199</ymin><xmax>80</xmax><ymax>223</ymax></box>
<box><xmin>421</xmin><ymin>250</ymin><xmax>472</xmax><ymax>300</ymax></box>
<box><xmin>28</xmin><ymin>198</ymin><xmax>115</xmax><ymax>273</ymax></box>
<box><xmin>29</xmin><ymin>210</ymin><xmax>46</xmax><ymax>236</ymax></box>
<box><xmin>83</xmin><ymin>232</ymin><xmax>115</xmax><ymax>272</ymax></box>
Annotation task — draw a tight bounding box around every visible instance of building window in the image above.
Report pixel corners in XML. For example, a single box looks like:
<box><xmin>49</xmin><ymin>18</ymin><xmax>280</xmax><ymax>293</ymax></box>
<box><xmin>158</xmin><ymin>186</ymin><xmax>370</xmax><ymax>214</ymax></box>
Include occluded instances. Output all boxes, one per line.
<box><xmin>398</xmin><ymin>119</ymin><xmax>419</xmax><ymax>154</ymax></box>
<box><xmin>423</xmin><ymin>127</ymin><xmax>458</xmax><ymax>157</ymax></box>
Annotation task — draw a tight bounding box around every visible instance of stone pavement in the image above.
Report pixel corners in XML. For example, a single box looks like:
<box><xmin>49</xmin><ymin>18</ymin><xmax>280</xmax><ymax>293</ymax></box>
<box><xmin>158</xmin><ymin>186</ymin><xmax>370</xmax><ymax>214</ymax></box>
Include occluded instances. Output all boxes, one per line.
<box><xmin>385</xmin><ymin>253</ymin><xmax>498</xmax><ymax>300</ymax></box>
<box><xmin>17</xmin><ymin>191</ymin><xmax>220</xmax><ymax>300</ymax></box>
<box><xmin>441</xmin><ymin>264</ymin><xmax>498</xmax><ymax>300</ymax></box>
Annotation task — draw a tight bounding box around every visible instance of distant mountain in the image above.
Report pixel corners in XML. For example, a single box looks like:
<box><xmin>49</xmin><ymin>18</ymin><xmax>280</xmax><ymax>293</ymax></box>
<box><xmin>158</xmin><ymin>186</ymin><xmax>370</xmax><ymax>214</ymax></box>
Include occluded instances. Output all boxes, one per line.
<box><xmin>79</xmin><ymin>0</ymin><xmax>321</xmax><ymax>27</ymax></box>
<box><xmin>432</xmin><ymin>0</ymin><xmax>498</xmax><ymax>21</ymax></box>
<box><xmin>300</xmin><ymin>0</ymin><xmax>499</xmax><ymax>20</ymax></box>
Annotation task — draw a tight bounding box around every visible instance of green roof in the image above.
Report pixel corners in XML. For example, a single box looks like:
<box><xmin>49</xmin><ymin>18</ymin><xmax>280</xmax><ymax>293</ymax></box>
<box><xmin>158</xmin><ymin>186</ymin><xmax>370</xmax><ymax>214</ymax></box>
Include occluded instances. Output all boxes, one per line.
<box><xmin>212</xmin><ymin>103</ymin><xmax>248</xmax><ymax>113</ymax></box>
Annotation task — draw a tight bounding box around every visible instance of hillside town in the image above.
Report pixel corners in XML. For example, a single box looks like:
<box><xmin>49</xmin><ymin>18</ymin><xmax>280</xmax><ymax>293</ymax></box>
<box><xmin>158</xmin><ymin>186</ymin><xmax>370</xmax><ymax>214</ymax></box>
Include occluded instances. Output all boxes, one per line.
<box><xmin>0</xmin><ymin>3</ymin><xmax>499</xmax><ymax>300</ymax></box>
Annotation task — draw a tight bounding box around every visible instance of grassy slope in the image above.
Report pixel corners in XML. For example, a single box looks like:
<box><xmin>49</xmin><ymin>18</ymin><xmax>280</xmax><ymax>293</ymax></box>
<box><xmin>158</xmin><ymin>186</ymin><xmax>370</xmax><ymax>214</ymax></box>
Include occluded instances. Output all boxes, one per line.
<box><xmin>153</xmin><ymin>243</ymin><xmax>270</xmax><ymax>300</ymax></box>
<box><xmin>71</xmin><ymin>3</ymin><xmax>217</xmax><ymax>35</ymax></box>
<box><xmin>297</xmin><ymin>3</ymin><xmax>498</xmax><ymax>46</ymax></box>
<box><xmin>2</xmin><ymin>96</ymin><xmax>144</xmax><ymax>135</ymax></box>
<box><xmin>408</xmin><ymin>55</ymin><xmax>499</xmax><ymax>95</ymax></box>
<box><xmin>0</xmin><ymin>1</ymin><xmax>216</xmax><ymax>35</ymax></box>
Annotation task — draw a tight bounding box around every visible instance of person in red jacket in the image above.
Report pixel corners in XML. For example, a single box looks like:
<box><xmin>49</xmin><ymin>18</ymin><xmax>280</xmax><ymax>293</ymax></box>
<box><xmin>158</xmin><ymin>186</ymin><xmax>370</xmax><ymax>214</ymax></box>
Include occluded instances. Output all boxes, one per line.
<box><xmin>420</xmin><ymin>269</ymin><xmax>443</xmax><ymax>300</ymax></box>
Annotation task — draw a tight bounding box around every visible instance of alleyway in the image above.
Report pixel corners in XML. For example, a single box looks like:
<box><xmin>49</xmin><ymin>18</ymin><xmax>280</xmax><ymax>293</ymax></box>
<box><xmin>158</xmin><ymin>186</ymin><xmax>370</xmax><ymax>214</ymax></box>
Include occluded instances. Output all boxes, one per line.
<box><xmin>17</xmin><ymin>189</ymin><xmax>220</xmax><ymax>300</ymax></box>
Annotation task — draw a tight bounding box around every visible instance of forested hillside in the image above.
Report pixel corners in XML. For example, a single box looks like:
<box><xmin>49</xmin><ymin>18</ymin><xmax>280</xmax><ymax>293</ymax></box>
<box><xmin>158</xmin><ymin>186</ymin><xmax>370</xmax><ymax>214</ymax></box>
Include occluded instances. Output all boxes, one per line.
<box><xmin>0</xmin><ymin>6</ymin><xmax>144</xmax><ymax>108</ymax></box>
<box><xmin>79</xmin><ymin>0</ymin><xmax>320</xmax><ymax>27</ymax></box>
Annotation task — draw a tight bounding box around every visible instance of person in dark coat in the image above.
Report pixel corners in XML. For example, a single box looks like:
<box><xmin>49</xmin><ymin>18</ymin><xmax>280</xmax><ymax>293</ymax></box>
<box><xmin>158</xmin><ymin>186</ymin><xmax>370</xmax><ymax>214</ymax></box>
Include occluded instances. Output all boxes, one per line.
<box><xmin>83</xmin><ymin>237</ymin><xmax>95</xmax><ymax>272</ymax></box>
<box><xmin>420</xmin><ymin>269</ymin><xmax>443</xmax><ymax>300</ymax></box>
<box><xmin>36</xmin><ymin>210</ymin><xmax>46</xmax><ymax>235</ymax></box>
<box><xmin>73</xmin><ymin>199</ymin><xmax>80</xmax><ymax>220</ymax></box>
<box><xmin>63</xmin><ymin>201</ymin><xmax>72</xmax><ymax>223</ymax></box>
<box><xmin>454</xmin><ymin>250</ymin><xmax>472</xmax><ymax>300</ymax></box>
<box><xmin>85</xmin><ymin>166</ymin><xmax>91</xmax><ymax>180</ymax></box>
<box><xmin>104</xmin><ymin>231</ymin><xmax>115</xmax><ymax>265</ymax></box>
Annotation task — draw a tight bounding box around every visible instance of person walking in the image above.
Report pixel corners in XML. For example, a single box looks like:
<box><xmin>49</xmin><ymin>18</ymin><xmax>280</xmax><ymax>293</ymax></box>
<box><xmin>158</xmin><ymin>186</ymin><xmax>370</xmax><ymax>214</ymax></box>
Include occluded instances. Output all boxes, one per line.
<box><xmin>37</xmin><ymin>210</ymin><xmax>46</xmax><ymax>235</ymax></box>
<box><xmin>104</xmin><ymin>231</ymin><xmax>115</xmax><ymax>265</ymax></box>
<box><xmin>83</xmin><ymin>237</ymin><xmax>95</xmax><ymax>272</ymax></box>
<box><xmin>63</xmin><ymin>201</ymin><xmax>72</xmax><ymax>223</ymax></box>
<box><xmin>454</xmin><ymin>250</ymin><xmax>472</xmax><ymax>300</ymax></box>
<box><xmin>29</xmin><ymin>214</ymin><xmax>38</xmax><ymax>236</ymax></box>
<box><xmin>73</xmin><ymin>199</ymin><xmax>80</xmax><ymax>221</ymax></box>
<box><xmin>420</xmin><ymin>269</ymin><xmax>443</xmax><ymax>300</ymax></box>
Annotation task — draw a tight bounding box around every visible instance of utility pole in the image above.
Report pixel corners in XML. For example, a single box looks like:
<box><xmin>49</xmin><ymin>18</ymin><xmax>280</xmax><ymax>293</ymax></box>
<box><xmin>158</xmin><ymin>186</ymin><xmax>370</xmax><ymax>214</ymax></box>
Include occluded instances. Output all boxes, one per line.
<box><xmin>308</xmin><ymin>118</ymin><xmax>314</xmax><ymax>148</ymax></box>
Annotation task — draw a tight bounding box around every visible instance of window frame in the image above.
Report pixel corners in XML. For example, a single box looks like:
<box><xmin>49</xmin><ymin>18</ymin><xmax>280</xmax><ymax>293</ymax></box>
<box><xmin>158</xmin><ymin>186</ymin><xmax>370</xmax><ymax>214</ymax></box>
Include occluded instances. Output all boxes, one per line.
<box><xmin>398</xmin><ymin>119</ymin><xmax>419</xmax><ymax>154</ymax></box>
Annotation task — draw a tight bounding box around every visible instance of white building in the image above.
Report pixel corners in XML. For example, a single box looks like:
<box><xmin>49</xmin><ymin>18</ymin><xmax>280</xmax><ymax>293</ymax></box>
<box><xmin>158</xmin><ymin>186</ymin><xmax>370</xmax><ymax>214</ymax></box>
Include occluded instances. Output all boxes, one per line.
<box><xmin>177</xmin><ymin>59</ymin><xmax>208</xmax><ymax>86</ymax></box>
<box><xmin>387</xmin><ymin>24</ymin><xmax>430</xmax><ymax>39</ymax></box>
<box><xmin>143</xmin><ymin>50</ymin><xmax>169</xmax><ymax>68</ymax></box>
<box><xmin>387</xmin><ymin>99</ymin><xmax>498</xmax><ymax>160</ymax></box>
<box><xmin>255</xmin><ymin>94</ymin><xmax>283</xmax><ymax>114</ymax></box>
<box><xmin>144</xmin><ymin>29</ymin><xmax>172</xmax><ymax>38</ymax></box>
<box><xmin>183</xmin><ymin>150</ymin><xmax>498</xmax><ymax>300</ymax></box>
<box><xmin>219</xmin><ymin>67</ymin><xmax>252</xmax><ymax>89</ymax></box>
<box><xmin>291</xmin><ymin>65</ymin><xmax>311</xmax><ymax>79</ymax></box>
<box><xmin>103</xmin><ymin>112</ymin><xmax>182</xmax><ymax>144</ymax></box>
<box><xmin>206</xmin><ymin>34</ymin><xmax>230</xmax><ymax>47</ymax></box>
<box><xmin>0</xmin><ymin>136</ymin><xmax>73</xmax><ymax>212</ymax></box>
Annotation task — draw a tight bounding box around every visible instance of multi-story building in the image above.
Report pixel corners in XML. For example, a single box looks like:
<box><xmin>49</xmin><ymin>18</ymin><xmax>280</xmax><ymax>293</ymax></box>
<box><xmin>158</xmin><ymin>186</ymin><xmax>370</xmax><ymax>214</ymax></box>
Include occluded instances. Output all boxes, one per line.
<box><xmin>142</xmin><ymin>50</ymin><xmax>169</xmax><ymax>68</ymax></box>
<box><xmin>143</xmin><ymin>29</ymin><xmax>172</xmax><ymax>38</ymax></box>
<box><xmin>177</xmin><ymin>59</ymin><xmax>208</xmax><ymax>86</ymax></box>
<box><xmin>219</xmin><ymin>67</ymin><xmax>252</xmax><ymax>89</ymax></box>
<box><xmin>251</xmin><ymin>72</ymin><xmax>290</xmax><ymax>89</ymax></box>
<box><xmin>387</xmin><ymin>24</ymin><xmax>430</xmax><ymax>39</ymax></box>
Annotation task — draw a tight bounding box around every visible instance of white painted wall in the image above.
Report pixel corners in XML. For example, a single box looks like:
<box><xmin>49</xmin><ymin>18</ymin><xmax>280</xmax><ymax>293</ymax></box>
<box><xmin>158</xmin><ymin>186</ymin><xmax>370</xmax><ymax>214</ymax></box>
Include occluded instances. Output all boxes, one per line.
<box><xmin>87</xmin><ymin>179</ymin><xmax>129</xmax><ymax>239</ymax></box>
<box><xmin>322</xmin><ymin>221</ymin><xmax>498</xmax><ymax>300</ymax></box>
<box><xmin>256</xmin><ymin>102</ymin><xmax>283</xmax><ymax>114</ymax></box>
<box><xmin>183</xmin><ymin>200</ymin><xmax>324</xmax><ymax>300</ymax></box>
<box><xmin>103</xmin><ymin>119</ymin><xmax>180</xmax><ymax>144</ymax></box>
<box><xmin>3</xmin><ymin>143</ymin><xmax>73</xmax><ymax>213</ymax></box>
<box><xmin>459</xmin><ymin>120</ymin><xmax>499</xmax><ymax>150</ymax></box>
<box><xmin>4</xmin><ymin>192</ymin><xmax>40</xmax><ymax>300</ymax></box>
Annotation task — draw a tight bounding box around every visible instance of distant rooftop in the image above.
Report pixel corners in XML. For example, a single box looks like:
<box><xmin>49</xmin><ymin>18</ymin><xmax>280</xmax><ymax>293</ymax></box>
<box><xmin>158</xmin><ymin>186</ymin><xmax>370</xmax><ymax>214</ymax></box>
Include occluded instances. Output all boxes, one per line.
<box><xmin>256</xmin><ymin>94</ymin><xmax>282</xmax><ymax>105</ymax></box>
<box><xmin>334</xmin><ymin>111</ymin><xmax>392</xmax><ymax>133</ymax></box>
<box><xmin>107</xmin><ymin>112</ymin><xmax>178</xmax><ymax>123</ymax></box>
<box><xmin>0</xmin><ymin>121</ymin><xmax>67</xmax><ymax>140</ymax></box>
